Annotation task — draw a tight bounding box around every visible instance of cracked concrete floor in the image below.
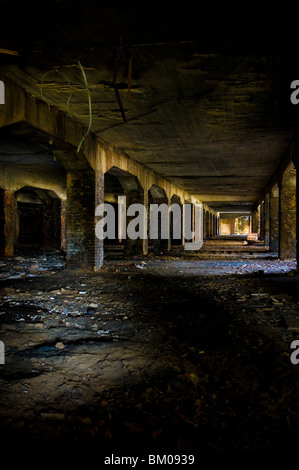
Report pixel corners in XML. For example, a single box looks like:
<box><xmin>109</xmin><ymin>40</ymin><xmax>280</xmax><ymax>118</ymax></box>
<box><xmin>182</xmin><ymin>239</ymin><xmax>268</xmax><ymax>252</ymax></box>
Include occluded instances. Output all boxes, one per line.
<box><xmin>0</xmin><ymin>250</ymin><xmax>299</xmax><ymax>455</ymax></box>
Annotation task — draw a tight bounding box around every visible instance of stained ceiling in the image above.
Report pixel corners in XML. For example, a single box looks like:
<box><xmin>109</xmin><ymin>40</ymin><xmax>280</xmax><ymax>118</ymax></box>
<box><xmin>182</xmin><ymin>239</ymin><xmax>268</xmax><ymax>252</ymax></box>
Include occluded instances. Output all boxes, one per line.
<box><xmin>0</xmin><ymin>1</ymin><xmax>299</xmax><ymax>213</ymax></box>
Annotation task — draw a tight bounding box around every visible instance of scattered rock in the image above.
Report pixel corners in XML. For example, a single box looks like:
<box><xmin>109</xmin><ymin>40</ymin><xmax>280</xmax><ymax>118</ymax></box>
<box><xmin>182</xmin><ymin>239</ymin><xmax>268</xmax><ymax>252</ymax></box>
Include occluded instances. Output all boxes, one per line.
<box><xmin>40</xmin><ymin>412</ymin><xmax>65</xmax><ymax>421</ymax></box>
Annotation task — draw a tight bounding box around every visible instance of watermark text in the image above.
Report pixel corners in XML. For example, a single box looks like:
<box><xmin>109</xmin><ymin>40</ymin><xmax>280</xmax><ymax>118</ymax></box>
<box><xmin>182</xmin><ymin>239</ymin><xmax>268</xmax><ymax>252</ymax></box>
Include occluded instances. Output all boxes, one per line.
<box><xmin>0</xmin><ymin>340</ymin><xmax>5</xmax><ymax>364</ymax></box>
<box><xmin>0</xmin><ymin>80</ymin><xmax>4</xmax><ymax>104</ymax></box>
<box><xmin>290</xmin><ymin>339</ymin><xmax>299</xmax><ymax>364</ymax></box>
<box><xmin>95</xmin><ymin>198</ymin><xmax>203</xmax><ymax>251</ymax></box>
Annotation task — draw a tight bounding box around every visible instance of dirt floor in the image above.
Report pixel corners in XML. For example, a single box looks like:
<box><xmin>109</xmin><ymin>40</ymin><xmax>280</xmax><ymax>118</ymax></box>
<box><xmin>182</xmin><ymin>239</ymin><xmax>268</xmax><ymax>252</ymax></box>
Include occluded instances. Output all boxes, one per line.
<box><xmin>1</xmin><ymin>243</ymin><xmax>299</xmax><ymax>457</ymax></box>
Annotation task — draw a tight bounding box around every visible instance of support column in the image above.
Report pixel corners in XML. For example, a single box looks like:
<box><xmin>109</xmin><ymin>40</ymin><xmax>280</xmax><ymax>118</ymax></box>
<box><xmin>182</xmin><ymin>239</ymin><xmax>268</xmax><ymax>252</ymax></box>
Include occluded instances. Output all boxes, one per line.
<box><xmin>170</xmin><ymin>199</ymin><xmax>183</xmax><ymax>246</ymax></box>
<box><xmin>4</xmin><ymin>190</ymin><xmax>16</xmax><ymax>257</ymax></box>
<box><xmin>259</xmin><ymin>202</ymin><xmax>265</xmax><ymax>240</ymax></box>
<box><xmin>95</xmin><ymin>170</ymin><xmax>104</xmax><ymax>270</ymax></box>
<box><xmin>230</xmin><ymin>218</ymin><xmax>235</xmax><ymax>235</ymax></box>
<box><xmin>60</xmin><ymin>199</ymin><xmax>67</xmax><ymax>252</ymax></box>
<box><xmin>296</xmin><ymin>162</ymin><xmax>299</xmax><ymax>269</ymax></box>
<box><xmin>209</xmin><ymin>212</ymin><xmax>213</xmax><ymax>237</ymax></box>
<box><xmin>124</xmin><ymin>189</ymin><xmax>145</xmax><ymax>256</ymax></box>
<box><xmin>204</xmin><ymin>210</ymin><xmax>209</xmax><ymax>239</ymax></box>
<box><xmin>269</xmin><ymin>184</ymin><xmax>279</xmax><ymax>253</ymax></box>
<box><xmin>143</xmin><ymin>191</ymin><xmax>148</xmax><ymax>255</ymax></box>
<box><xmin>279</xmin><ymin>164</ymin><xmax>296</xmax><ymax>260</ymax></box>
<box><xmin>211</xmin><ymin>214</ymin><xmax>214</xmax><ymax>236</ymax></box>
<box><xmin>66</xmin><ymin>170</ymin><xmax>96</xmax><ymax>268</ymax></box>
<box><xmin>166</xmin><ymin>197</ymin><xmax>172</xmax><ymax>251</ymax></box>
<box><xmin>264</xmin><ymin>193</ymin><xmax>270</xmax><ymax>246</ymax></box>
<box><xmin>170</xmin><ymin>196</ymin><xmax>183</xmax><ymax>247</ymax></box>
<box><xmin>153</xmin><ymin>196</ymin><xmax>170</xmax><ymax>254</ymax></box>
<box><xmin>252</xmin><ymin>209</ymin><xmax>259</xmax><ymax>233</ymax></box>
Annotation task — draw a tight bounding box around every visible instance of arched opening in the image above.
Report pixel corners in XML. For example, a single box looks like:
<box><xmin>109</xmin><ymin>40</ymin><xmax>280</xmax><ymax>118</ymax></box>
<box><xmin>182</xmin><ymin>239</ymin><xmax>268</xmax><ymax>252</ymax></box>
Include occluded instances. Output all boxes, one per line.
<box><xmin>15</xmin><ymin>186</ymin><xmax>61</xmax><ymax>252</ymax></box>
<box><xmin>104</xmin><ymin>170</ymin><xmax>126</xmax><ymax>255</ymax></box>
<box><xmin>104</xmin><ymin>167</ymin><xmax>145</xmax><ymax>257</ymax></box>
<box><xmin>219</xmin><ymin>214</ymin><xmax>251</xmax><ymax>236</ymax></box>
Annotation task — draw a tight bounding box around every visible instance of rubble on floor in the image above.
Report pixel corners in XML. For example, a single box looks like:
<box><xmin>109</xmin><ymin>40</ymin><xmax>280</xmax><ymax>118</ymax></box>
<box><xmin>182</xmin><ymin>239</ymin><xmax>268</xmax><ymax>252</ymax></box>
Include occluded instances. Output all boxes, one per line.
<box><xmin>1</xmin><ymin>250</ymin><xmax>299</xmax><ymax>453</ymax></box>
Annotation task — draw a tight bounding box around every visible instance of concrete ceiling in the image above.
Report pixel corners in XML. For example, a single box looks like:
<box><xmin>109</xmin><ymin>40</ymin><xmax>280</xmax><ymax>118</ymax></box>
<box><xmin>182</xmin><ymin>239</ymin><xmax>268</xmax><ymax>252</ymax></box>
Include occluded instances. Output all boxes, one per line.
<box><xmin>0</xmin><ymin>124</ymin><xmax>65</xmax><ymax>176</ymax></box>
<box><xmin>0</xmin><ymin>2</ymin><xmax>299</xmax><ymax>213</ymax></box>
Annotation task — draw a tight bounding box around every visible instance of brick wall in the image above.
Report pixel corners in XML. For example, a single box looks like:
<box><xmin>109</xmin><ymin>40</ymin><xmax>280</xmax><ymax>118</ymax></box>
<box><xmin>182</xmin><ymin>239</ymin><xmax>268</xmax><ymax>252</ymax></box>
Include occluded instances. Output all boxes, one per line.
<box><xmin>66</xmin><ymin>171</ymin><xmax>96</xmax><ymax>268</ymax></box>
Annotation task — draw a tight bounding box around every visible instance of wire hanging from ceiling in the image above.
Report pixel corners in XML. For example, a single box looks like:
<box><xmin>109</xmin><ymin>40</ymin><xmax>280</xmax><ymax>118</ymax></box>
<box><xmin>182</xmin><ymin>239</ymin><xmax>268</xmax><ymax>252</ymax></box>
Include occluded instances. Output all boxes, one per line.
<box><xmin>40</xmin><ymin>61</ymin><xmax>93</xmax><ymax>153</ymax></box>
<box><xmin>76</xmin><ymin>60</ymin><xmax>93</xmax><ymax>153</ymax></box>
<box><xmin>40</xmin><ymin>68</ymin><xmax>73</xmax><ymax>117</ymax></box>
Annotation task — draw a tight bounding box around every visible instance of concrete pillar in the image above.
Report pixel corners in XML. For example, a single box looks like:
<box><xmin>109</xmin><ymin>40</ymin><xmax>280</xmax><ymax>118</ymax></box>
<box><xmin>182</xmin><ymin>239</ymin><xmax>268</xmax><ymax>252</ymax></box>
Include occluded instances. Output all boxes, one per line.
<box><xmin>230</xmin><ymin>219</ymin><xmax>235</xmax><ymax>235</ymax></box>
<box><xmin>155</xmin><ymin>196</ymin><xmax>170</xmax><ymax>253</ymax></box>
<box><xmin>66</xmin><ymin>170</ymin><xmax>96</xmax><ymax>268</ymax></box>
<box><xmin>204</xmin><ymin>210</ymin><xmax>209</xmax><ymax>239</ymax></box>
<box><xmin>191</xmin><ymin>203</ymin><xmax>195</xmax><ymax>240</ymax></box>
<box><xmin>183</xmin><ymin>202</ymin><xmax>194</xmax><ymax>244</ymax></box>
<box><xmin>3</xmin><ymin>190</ymin><xmax>16</xmax><ymax>257</ymax></box>
<box><xmin>296</xmin><ymin>162</ymin><xmax>299</xmax><ymax>269</ymax></box>
<box><xmin>292</xmin><ymin>147</ymin><xmax>299</xmax><ymax>270</ymax></box>
<box><xmin>95</xmin><ymin>170</ymin><xmax>104</xmax><ymax>270</ymax></box>
<box><xmin>259</xmin><ymin>202</ymin><xmax>265</xmax><ymax>240</ymax></box>
<box><xmin>264</xmin><ymin>193</ymin><xmax>270</xmax><ymax>246</ymax></box>
<box><xmin>211</xmin><ymin>214</ymin><xmax>214</xmax><ymax>236</ymax></box>
<box><xmin>143</xmin><ymin>191</ymin><xmax>149</xmax><ymax>255</ymax></box>
<box><xmin>170</xmin><ymin>199</ymin><xmax>183</xmax><ymax>246</ymax></box>
<box><xmin>269</xmin><ymin>184</ymin><xmax>279</xmax><ymax>253</ymax></box>
<box><xmin>60</xmin><ymin>199</ymin><xmax>67</xmax><ymax>252</ymax></box>
<box><xmin>124</xmin><ymin>188</ymin><xmax>145</xmax><ymax>256</ymax></box>
<box><xmin>252</xmin><ymin>210</ymin><xmax>259</xmax><ymax>233</ymax></box>
<box><xmin>166</xmin><ymin>197</ymin><xmax>172</xmax><ymax>251</ymax></box>
<box><xmin>249</xmin><ymin>216</ymin><xmax>253</xmax><ymax>233</ymax></box>
<box><xmin>279</xmin><ymin>164</ymin><xmax>296</xmax><ymax>260</ymax></box>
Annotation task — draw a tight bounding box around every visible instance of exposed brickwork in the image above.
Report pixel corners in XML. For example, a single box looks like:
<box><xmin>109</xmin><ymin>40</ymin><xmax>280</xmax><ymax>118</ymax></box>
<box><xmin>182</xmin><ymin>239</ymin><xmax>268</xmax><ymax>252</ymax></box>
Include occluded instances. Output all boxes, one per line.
<box><xmin>204</xmin><ymin>210</ymin><xmax>209</xmax><ymax>238</ymax></box>
<box><xmin>170</xmin><ymin>196</ymin><xmax>183</xmax><ymax>246</ymax></box>
<box><xmin>124</xmin><ymin>189</ymin><xmax>145</xmax><ymax>256</ymax></box>
<box><xmin>4</xmin><ymin>190</ymin><xmax>16</xmax><ymax>257</ymax></box>
<box><xmin>209</xmin><ymin>212</ymin><xmax>213</xmax><ymax>237</ymax></box>
<box><xmin>264</xmin><ymin>193</ymin><xmax>270</xmax><ymax>246</ymax></box>
<box><xmin>252</xmin><ymin>210</ymin><xmax>259</xmax><ymax>233</ymax></box>
<box><xmin>269</xmin><ymin>185</ymin><xmax>279</xmax><ymax>253</ymax></box>
<box><xmin>60</xmin><ymin>200</ymin><xmax>67</xmax><ymax>252</ymax></box>
<box><xmin>220</xmin><ymin>219</ymin><xmax>235</xmax><ymax>235</ymax></box>
<box><xmin>95</xmin><ymin>170</ymin><xmax>104</xmax><ymax>270</ymax></box>
<box><xmin>150</xmin><ymin>195</ymin><xmax>170</xmax><ymax>254</ymax></box>
<box><xmin>259</xmin><ymin>202</ymin><xmax>265</xmax><ymax>240</ymax></box>
<box><xmin>66</xmin><ymin>171</ymin><xmax>96</xmax><ymax>268</ymax></box>
<box><xmin>280</xmin><ymin>165</ymin><xmax>296</xmax><ymax>260</ymax></box>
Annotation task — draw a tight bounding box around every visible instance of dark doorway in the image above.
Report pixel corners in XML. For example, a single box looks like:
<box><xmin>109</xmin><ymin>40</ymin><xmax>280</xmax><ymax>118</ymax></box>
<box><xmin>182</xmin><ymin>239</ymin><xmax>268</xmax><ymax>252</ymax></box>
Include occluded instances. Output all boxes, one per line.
<box><xmin>18</xmin><ymin>202</ymin><xmax>44</xmax><ymax>245</ymax></box>
<box><xmin>16</xmin><ymin>187</ymin><xmax>61</xmax><ymax>251</ymax></box>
